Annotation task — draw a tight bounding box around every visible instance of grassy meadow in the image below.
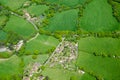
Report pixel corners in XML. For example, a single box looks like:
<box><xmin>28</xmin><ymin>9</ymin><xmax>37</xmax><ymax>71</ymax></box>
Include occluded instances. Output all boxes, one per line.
<box><xmin>25</xmin><ymin>35</ymin><xmax>59</xmax><ymax>54</ymax></box>
<box><xmin>22</xmin><ymin>54</ymin><xmax>49</xmax><ymax>66</ymax></box>
<box><xmin>4</xmin><ymin>15</ymin><xmax>36</xmax><ymax>39</ymax></box>
<box><xmin>0</xmin><ymin>30</ymin><xmax>7</xmax><ymax>41</ymax></box>
<box><xmin>76</xmin><ymin>51</ymin><xmax>120</xmax><ymax>80</ymax></box>
<box><xmin>78</xmin><ymin>37</ymin><xmax>120</xmax><ymax>56</ymax></box>
<box><xmin>0</xmin><ymin>55</ymin><xmax>23</xmax><ymax>80</ymax></box>
<box><xmin>44</xmin><ymin>0</ymin><xmax>87</xmax><ymax>7</ymax></box>
<box><xmin>0</xmin><ymin>0</ymin><xmax>26</xmax><ymax>10</ymax></box>
<box><xmin>79</xmin><ymin>0</ymin><xmax>119</xmax><ymax>32</ymax></box>
<box><xmin>26</xmin><ymin>4</ymin><xmax>49</xmax><ymax>16</ymax></box>
<box><xmin>44</xmin><ymin>9</ymin><xmax>78</xmax><ymax>32</ymax></box>
<box><xmin>42</xmin><ymin>67</ymin><xmax>81</xmax><ymax>80</ymax></box>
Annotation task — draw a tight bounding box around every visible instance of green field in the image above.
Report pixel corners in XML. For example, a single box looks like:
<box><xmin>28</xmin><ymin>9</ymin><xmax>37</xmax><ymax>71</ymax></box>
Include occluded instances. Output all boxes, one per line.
<box><xmin>45</xmin><ymin>0</ymin><xmax>86</xmax><ymax>7</ymax></box>
<box><xmin>0</xmin><ymin>0</ymin><xmax>26</xmax><ymax>10</ymax></box>
<box><xmin>25</xmin><ymin>35</ymin><xmax>59</xmax><ymax>54</ymax></box>
<box><xmin>78</xmin><ymin>37</ymin><xmax>120</xmax><ymax>56</ymax></box>
<box><xmin>0</xmin><ymin>52</ymin><xmax>12</xmax><ymax>58</ymax></box>
<box><xmin>42</xmin><ymin>67</ymin><xmax>81</xmax><ymax>80</ymax></box>
<box><xmin>0</xmin><ymin>0</ymin><xmax>120</xmax><ymax>80</ymax></box>
<box><xmin>0</xmin><ymin>55</ymin><xmax>22</xmax><ymax>80</ymax></box>
<box><xmin>4</xmin><ymin>15</ymin><xmax>36</xmax><ymax>39</ymax></box>
<box><xmin>23</xmin><ymin>54</ymin><xmax>49</xmax><ymax>66</ymax></box>
<box><xmin>80</xmin><ymin>73</ymin><xmax>96</xmax><ymax>80</ymax></box>
<box><xmin>44</xmin><ymin>9</ymin><xmax>78</xmax><ymax>32</ymax></box>
<box><xmin>76</xmin><ymin>51</ymin><xmax>120</xmax><ymax>80</ymax></box>
<box><xmin>42</xmin><ymin>67</ymin><xmax>96</xmax><ymax>80</ymax></box>
<box><xmin>0</xmin><ymin>30</ymin><xmax>7</xmax><ymax>41</ymax></box>
<box><xmin>79</xmin><ymin>0</ymin><xmax>119</xmax><ymax>32</ymax></box>
<box><xmin>26</xmin><ymin>4</ymin><xmax>49</xmax><ymax>16</ymax></box>
<box><xmin>0</xmin><ymin>15</ymin><xmax>8</xmax><ymax>26</ymax></box>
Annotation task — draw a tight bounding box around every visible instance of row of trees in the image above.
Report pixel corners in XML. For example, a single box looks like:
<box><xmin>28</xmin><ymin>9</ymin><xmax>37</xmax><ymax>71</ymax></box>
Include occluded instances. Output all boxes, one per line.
<box><xmin>108</xmin><ymin>0</ymin><xmax>120</xmax><ymax>22</ymax></box>
<box><xmin>93</xmin><ymin>52</ymin><xmax>119</xmax><ymax>58</ymax></box>
<box><xmin>78</xmin><ymin>67</ymin><xmax>103</xmax><ymax>80</ymax></box>
<box><xmin>0</xmin><ymin>5</ymin><xmax>10</xmax><ymax>30</ymax></box>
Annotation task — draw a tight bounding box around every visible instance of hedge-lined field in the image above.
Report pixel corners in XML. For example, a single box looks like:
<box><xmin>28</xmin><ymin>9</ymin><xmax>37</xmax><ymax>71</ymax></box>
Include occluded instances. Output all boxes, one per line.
<box><xmin>76</xmin><ymin>51</ymin><xmax>120</xmax><ymax>80</ymax></box>
<box><xmin>26</xmin><ymin>4</ymin><xmax>49</xmax><ymax>16</ymax></box>
<box><xmin>23</xmin><ymin>54</ymin><xmax>49</xmax><ymax>66</ymax></box>
<box><xmin>0</xmin><ymin>55</ymin><xmax>22</xmax><ymax>80</ymax></box>
<box><xmin>44</xmin><ymin>9</ymin><xmax>78</xmax><ymax>32</ymax></box>
<box><xmin>78</xmin><ymin>37</ymin><xmax>120</xmax><ymax>56</ymax></box>
<box><xmin>79</xmin><ymin>0</ymin><xmax>119</xmax><ymax>32</ymax></box>
<box><xmin>42</xmin><ymin>67</ymin><xmax>81</xmax><ymax>80</ymax></box>
<box><xmin>25</xmin><ymin>35</ymin><xmax>59</xmax><ymax>54</ymax></box>
<box><xmin>0</xmin><ymin>15</ymin><xmax>8</xmax><ymax>26</ymax></box>
<box><xmin>80</xmin><ymin>73</ymin><xmax>96</xmax><ymax>80</ymax></box>
<box><xmin>0</xmin><ymin>0</ymin><xmax>26</xmax><ymax>10</ymax></box>
<box><xmin>0</xmin><ymin>30</ymin><xmax>7</xmax><ymax>41</ymax></box>
<box><xmin>44</xmin><ymin>0</ymin><xmax>86</xmax><ymax>7</ymax></box>
<box><xmin>4</xmin><ymin>15</ymin><xmax>36</xmax><ymax>39</ymax></box>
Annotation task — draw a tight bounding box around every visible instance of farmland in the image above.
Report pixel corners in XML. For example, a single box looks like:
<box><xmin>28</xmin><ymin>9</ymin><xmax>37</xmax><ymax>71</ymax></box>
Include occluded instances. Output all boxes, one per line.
<box><xmin>0</xmin><ymin>0</ymin><xmax>27</xmax><ymax>10</ymax></box>
<box><xmin>79</xmin><ymin>0</ymin><xmax>120</xmax><ymax>32</ymax></box>
<box><xmin>43</xmin><ymin>9</ymin><xmax>79</xmax><ymax>32</ymax></box>
<box><xmin>42</xmin><ymin>67</ymin><xmax>81</xmax><ymax>80</ymax></box>
<box><xmin>0</xmin><ymin>0</ymin><xmax>120</xmax><ymax>80</ymax></box>
<box><xmin>26</xmin><ymin>4</ymin><xmax>49</xmax><ymax>16</ymax></box>
<box><xmin>78</xmin><ymin>37</ymin><xmax>120</xmax><ymax>56</ymax></box>
<box><xmin>0</xmin><ymin>55</ymin><xmax>23</xmax><ymax>80</ymax></box>
<box><xmin>0</xmin><ymin>30</ymin><xmax>7</xmax><ymax>41</ymax></box>
<box><xmin>4</xmin><ymin>15</ymin><xmax>36</xmax><ymax>39</ymax></box>
<box><xmin>76</xmin><ymin>51</ymin><xmax>120</xmax><ymax>80</ymax></box>
<box><xmin>25</xmin><ymin>34</ymin><xmax>59</xmax><ymax>54</ymax></box>
<box><xmin>44</xmin><ymin>0</ymin><xmax>86</xmax><ymax>7</ymax></box>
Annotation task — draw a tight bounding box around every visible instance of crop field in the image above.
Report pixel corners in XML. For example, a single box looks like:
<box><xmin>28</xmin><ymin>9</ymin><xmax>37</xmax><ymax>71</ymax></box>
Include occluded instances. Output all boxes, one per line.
<box><xmin>44</xmin><ymin>0</ymin><xmax>86</xmax><ymax>7</ymax></box>
<box><xmin>4</xmin><ymin>15</ymin><xmax>36</xmax><ymax>39</ymax></box>
<box><xmin>43</xmin><ymin>9</ymin><xmax>78</xmax><ymax>32</ymax></box>
<box><xmin>26</xmin><ymin>4</ymin><xmax>49</xmax><ymax>16</ymax></box>
<box><xmin>78</xmin><ymin>37</ymin><xmax>120</xmax><ymax>56</ymax></box>
<box><xmin>0</xmin><ymin>0</ymin><xmax>26</xmax><ymax>10</ymax></box>
<box><xmin>76</xmin><ymin>51</ymin><xmax>120</xmax><ymax>80</ymax></box>
<box><xmin>25</xmin><ymin>35</ymin><xmax>59</xmax><ymax>54</ymax></box>
<box><xmin>79</xmin><ymin>0</ymin><xmax>120</xmax><ymax>32</ymax></box>
<box><xmin>0</xmin><ymin>55</ymin><xmax>22</xmax><ymax>80</ymax></box>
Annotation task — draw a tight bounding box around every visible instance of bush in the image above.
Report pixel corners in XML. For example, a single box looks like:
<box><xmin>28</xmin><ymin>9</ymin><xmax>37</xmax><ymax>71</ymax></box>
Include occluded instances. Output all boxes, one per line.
<box><xmin>0</xmin><ymin>52</ymin><xmax>11</xmax><ymax>58</ymax></box>
<box><xmin>32</xmin><ymin>55</ymin><xmax>37</xmax><ymax>59</ymax></box>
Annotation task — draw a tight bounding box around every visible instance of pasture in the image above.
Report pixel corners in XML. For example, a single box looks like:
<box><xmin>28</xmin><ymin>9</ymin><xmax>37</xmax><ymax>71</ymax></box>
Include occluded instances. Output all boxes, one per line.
<box><xmin>76</xmin><ymin>51</ymin><xmax>120</xmax><ymax>80</ymax></box>
<box><xmin>44</xmin><ymin>0</ymin><xmax>86</xmax><ymax>7</ymax></box>
<box><xmin>79</xmin><ymin>0</ymin><xmax>119</xmax><ymax>32</ymax></box>
<box><xmin>0</xmin><ymin>0</ymin><xmax>26</xmax><ymax>10</ymax></box>
<box><xmin>0</xmin><ymin>55</ymin><xmax>23</xmax><ymax>80</ymax></box>
<box><xmin>0</xmin><ymin>15</ymin><xmax>8</xmax><ymax>26</ymax></box>
<box><xmin>22</xmin><ymin>54</ymin><xmax>49</xmax><ymax>66</ymax></box>
<box><xmin>0</xmin><ymin>30</ymin><xmax>7</xmax><ymax>41</ymax></box>
<box><xmin>4</xmin><ymin>15</ymin><xmax>36</xmax><ymax>39</ymax></box>
<box><xmin>25</xmin><ymin>34</ymin><xmax>59</xmax><ymax>54</ymax></box>
<box><xmin>26</xmin><ymin>4</ymin><xmax>49</xmax><ymax>16</ymax></box>
<box><xmin>80</xmin><ymin>73</ymin><xmax>96</xmax><ymax>80</ymax></box>
<box><xmin>42</xmin><ymin>67</ymin><xmax>81</xmax><ymax>80</ymax></box>
<box><xmin>78</xmin><ymin>37</ymin><xmax>120</xmax><ymax>56</ymax></box>
<box><xmin>43</xmin><ymin>9</ymin><xmax>78</xmax><ymax>32</ymax></box>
